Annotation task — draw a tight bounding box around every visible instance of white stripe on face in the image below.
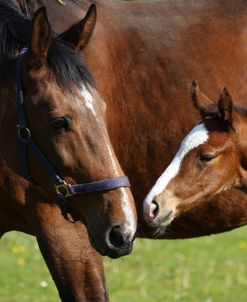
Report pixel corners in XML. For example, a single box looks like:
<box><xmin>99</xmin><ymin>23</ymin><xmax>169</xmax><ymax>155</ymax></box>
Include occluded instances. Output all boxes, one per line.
<box><xmin>144</xmin><ymin>123</ymin><xmax>209</xmax><ymax>211</ymax></box>
<box><xmin>106</xmin><ymin>142</ymin><xmax>137</xmax><ymax>236</ymax></box>
<box><xmin>119</xmin><ymin>187</ymin><xmax>137</xmax><ymax>235</ymax></box>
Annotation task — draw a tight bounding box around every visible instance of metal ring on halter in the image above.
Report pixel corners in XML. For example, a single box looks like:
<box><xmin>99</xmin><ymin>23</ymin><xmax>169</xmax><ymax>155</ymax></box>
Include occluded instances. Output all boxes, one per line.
<box><xmin>17</xmin><ymin>126</ymin><xmax>31</xmax><ymax>143</ymax></box>
<box><xmin>55</xmin><ymin>181</ymin><xmax>73</xmax><ymax>198</ymax></box>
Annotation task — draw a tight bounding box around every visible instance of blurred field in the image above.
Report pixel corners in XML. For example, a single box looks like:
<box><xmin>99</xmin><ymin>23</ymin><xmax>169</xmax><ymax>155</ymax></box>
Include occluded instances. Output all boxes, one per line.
<box><xmin>0</xmin><ymin>228</ymin><xmax>247</xmax><ymax>302</ymax></box>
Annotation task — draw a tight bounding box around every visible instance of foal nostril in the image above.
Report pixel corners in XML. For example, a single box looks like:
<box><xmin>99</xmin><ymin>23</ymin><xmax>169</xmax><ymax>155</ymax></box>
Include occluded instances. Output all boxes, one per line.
<box><xmin>150</xmin><ymin>200</ymin><xmax>160</xmax><ymax>220</ymax></box>
<box><xmin>108</xmin><ymin>225</ymin><xmax>127</xmax><ymax>249</ymax></box>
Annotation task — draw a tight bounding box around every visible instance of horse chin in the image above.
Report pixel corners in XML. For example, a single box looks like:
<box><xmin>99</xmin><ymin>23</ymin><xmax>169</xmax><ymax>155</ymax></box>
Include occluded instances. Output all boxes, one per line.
<box><xmin>103</xmin><ymin>243</ymin><xmax>134</xmax><ymax>259</ymax></box>
<box><xmin>148</xmin><ymin>210</ymin><xmax>176</xmax><ymax>238</ymax></box>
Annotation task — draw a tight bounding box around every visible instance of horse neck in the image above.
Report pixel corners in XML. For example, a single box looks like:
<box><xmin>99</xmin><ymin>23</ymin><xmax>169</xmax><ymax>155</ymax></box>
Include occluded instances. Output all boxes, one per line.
<box><xmin>232</xmin><ymin>109</ymin><xmax>247</xmax><ymax>161</ymax></box>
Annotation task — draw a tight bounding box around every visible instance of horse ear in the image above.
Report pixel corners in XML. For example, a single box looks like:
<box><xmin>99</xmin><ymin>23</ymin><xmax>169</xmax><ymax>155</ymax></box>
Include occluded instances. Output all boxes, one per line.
<box><xmin>190</xmin><ymin>80</ymin><xmax>215</xmax><ymax>118</ymax></box>
<box><xmin>60</xmin><ymin>4</ymin><xmax>97</xmax><ymax>51</ymax></box>
<box><xmin>218</xmin><ymin>87</ymin><xmax>233</xmax><ymax>127</ymax></box>
<box><xmin>30</xmin><ymin>7</ymin><xmax>52</xmax><ymax>67</ymax></box>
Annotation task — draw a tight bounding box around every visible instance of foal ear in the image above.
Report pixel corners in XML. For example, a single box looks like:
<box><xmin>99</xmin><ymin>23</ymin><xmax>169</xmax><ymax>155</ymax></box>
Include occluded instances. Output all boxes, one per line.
<box><xmin>218</xmin><ymin>87</ymin><xmax>233</xmax><ymax>127</ymax></box>
<box><xmin>190</xmin><ymin>80</ymin><xmax>215</xmax><ymax>118</ymax></box>
<box><xmin>60</xmin><ymin>4</ymin><xmax>97</xmax><ymax>51</ymax></box>
<box><xmin>30</xmin><ymin>7</ymin><xmax>52</xmax><ymax>67</ymax></box>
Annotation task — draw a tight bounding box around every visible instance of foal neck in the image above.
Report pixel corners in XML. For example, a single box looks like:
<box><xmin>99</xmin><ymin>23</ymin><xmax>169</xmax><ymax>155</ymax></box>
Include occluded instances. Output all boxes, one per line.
<box><xmin>233</xmin><ymin>107</ymin><xmax>247</xmax><ymax>135</ymax></box>
<box><xmin>232</xmin><ymin>108</ymin><xmax>247</xmax><ymax>165</ymax></box>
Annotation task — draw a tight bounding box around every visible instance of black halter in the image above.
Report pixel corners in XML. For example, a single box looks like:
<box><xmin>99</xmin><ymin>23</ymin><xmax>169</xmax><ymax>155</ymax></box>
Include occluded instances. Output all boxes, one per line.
<box><xmin>15</xmin><ymin>48</ymin><xmax>130</xmax><ymax>219</ymax></box>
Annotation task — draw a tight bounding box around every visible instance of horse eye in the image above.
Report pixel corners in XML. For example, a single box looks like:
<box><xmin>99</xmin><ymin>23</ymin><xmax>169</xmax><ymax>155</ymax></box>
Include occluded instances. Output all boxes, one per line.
<box><xmin>50</xmin><ymin>116</ymin><xmax>71</xmax><ymax>130</ymax></box>
<box><xmin>200</xmin><ymin>154</ymin><xmax>215</xmax><ymax>163</ymax></box>
<box><xmin>50</xmin><ymin>117</ymin><xmax>66</xmax><ymax>129</ymax></box>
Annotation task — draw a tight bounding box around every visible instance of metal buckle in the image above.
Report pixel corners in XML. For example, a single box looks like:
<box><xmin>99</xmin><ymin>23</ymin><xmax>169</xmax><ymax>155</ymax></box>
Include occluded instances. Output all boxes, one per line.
<box><xmin>17</xmin><ymin>125</ymin><xmax>31</xmax><ymax>143</ymax></box>
<box><xmin>55</xmin><ymin>181</ymin><xmax>73</xmax><ymax>198</ymax></box>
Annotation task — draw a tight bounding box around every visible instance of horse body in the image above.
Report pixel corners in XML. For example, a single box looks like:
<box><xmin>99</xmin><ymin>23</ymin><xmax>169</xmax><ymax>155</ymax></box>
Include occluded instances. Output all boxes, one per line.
<box><xmin>70</xmin><ymin>0</ymin><xmax>247</xmax><ymax>238</ymax></box>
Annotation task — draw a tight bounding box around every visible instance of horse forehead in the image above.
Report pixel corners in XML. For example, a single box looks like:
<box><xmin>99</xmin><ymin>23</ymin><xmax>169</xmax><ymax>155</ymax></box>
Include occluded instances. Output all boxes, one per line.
<box><xmin>80</xmin><ymin>85</ymin><xmax>96</xmax><ymax>113</ymax></box>
<box><xmin>160</xmin><ymin>124</ymin><xmax>209</xmax><ymax>187</ymax></box>
<box><xmin>203</xmin><ymin>119</ymin><xmax>233</xmax><ymax>146</ymax></box>
<box><xmin>26</xmin><ymin>67</ymin><xmax>97</xmax><ymax>109</ymax></box>
<box><xmin>144</xmin><ymin>124</ymin><xmax>209</xmax><ymax>203</ymax></box>
<box><xmin>179</xmin><ymin>123</ymin><xmax>209</xmax><ymax>157</ymax></box>
<box><xmin>79</xmin><ymin>85</ymin><xmax>106</xmax><ymax>119</ymax></box>
<box><xmin>205</xmin><ymin>130</ymin><xmax>233</xmax><ymax>153</ymax></box>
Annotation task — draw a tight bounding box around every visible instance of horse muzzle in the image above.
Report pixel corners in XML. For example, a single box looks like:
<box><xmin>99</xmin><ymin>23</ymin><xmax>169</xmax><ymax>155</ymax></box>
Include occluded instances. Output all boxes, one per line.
<box><xmin>144</xmin><ymin>191</ymin><xmax>177</xmax><ymax>230</ymax></box>
<box><xmin>89</xmin><ymin>223</ymin><xmax>135</xmax><ymax>259</ymax></box>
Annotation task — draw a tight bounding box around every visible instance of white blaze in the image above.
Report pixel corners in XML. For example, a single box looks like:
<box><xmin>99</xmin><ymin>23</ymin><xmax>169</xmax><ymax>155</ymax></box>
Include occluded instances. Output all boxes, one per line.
<box><xmin>144</xmin><ymin>123</ymin><xmax>209</xmax><ymax>212</ymax></box>
<box><xmin>80</xmin><ymin>85</ymin><xmax>136</xmax><ymax>235</ymax></box>
<box><xmin>106</xmin><ymin>143</ymin><xmax>136</xmax><ymax>236</ymax></box>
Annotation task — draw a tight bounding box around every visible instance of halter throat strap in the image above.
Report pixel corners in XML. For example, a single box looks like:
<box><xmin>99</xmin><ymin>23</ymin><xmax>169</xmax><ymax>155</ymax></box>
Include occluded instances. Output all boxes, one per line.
<box><xmin>14</xmin><ymin>48</ymin><xmax>131</xmax><ymax>219</ymax></box>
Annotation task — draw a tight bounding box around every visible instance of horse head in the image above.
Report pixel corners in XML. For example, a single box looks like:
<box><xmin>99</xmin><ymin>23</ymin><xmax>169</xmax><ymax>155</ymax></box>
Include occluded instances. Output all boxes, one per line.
<box><xmin>143</xmin><ymin>80</ymin><xmax>247</xmax><ymax>235</ymax></box>
<box><xmin>0</xmin><ymin>3</ymin><xmax>137</xmax><ymax>258</ymax></box>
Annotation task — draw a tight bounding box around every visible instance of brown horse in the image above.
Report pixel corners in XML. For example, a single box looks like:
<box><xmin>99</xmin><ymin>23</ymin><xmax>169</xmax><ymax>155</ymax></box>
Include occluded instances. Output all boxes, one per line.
<box><xmin>0</xmin><ymin>1</ymin><xmax>138</xmax><ymax>300</ymax></box>
<box><xmin>144</xmin><ymin>81</ymin><xmax>247</xmax><ymax>234</ymax></box>
<box><xmin>4</xmin><ymin>0</ymin><xmax>247</xmax><ymax>301</ymax></box>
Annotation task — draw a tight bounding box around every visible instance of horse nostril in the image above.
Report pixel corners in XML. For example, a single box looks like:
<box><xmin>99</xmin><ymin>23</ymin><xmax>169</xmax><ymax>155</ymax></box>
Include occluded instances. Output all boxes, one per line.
<box><xmin>108</xmin><ymin>225</ymin><xmax>126</xmax><ymax>249</ymax></box>
<box><xmin>150</xmin><ymin>200</ymin><xmax>160</xmax><ymax>220</ymax></box>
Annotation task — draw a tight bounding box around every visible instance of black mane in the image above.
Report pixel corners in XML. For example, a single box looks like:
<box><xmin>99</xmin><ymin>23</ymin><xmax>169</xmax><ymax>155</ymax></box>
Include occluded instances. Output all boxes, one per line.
<box><xmin>0</xmin><ymin>0</ymin><xmax>94</xmax><ymax>93</ymax></box>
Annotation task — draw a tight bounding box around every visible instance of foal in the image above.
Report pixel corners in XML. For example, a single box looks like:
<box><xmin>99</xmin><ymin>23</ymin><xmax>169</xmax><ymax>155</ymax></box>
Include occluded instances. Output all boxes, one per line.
<box><xmin>144</xmin><ymin>81</ymin><xmax>247</xmax><ymax>234</ymax></box>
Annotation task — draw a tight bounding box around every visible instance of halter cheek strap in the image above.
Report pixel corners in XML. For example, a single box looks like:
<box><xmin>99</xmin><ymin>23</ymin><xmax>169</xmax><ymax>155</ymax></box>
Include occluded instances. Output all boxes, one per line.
<box><xmin>15</xmin><ymin>48</ymin><xmax>131</xmax><ymax>219</ymax></box>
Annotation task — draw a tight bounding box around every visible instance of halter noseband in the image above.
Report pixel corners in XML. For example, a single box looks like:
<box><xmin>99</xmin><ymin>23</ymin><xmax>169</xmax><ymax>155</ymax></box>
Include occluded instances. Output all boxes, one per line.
<box><xmin>15</xmin><ymin>48</ymin><xmax>130</xmax><ymax>219</ymax></box>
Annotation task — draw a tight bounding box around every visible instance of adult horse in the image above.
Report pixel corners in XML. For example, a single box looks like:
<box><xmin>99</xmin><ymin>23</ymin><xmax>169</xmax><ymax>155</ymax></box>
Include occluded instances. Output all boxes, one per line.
<box><xmin>0</xmin><ymin>0</ymin><xmax>137</xmax><ymax>300</ymax></box>
<box><xmin>145</xmin><ymin>81</ymin><xmax>247</xmax><ymax>234</ymax></box>
<box><xmin>6</xmin><ymin>0</ymin><xmax>247</xmax><ymax>301</ymax></box>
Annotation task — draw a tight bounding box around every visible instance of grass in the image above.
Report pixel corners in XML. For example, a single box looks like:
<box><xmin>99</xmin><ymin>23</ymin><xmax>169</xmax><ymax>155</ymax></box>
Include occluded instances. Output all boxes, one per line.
<box><xmin>0</xmin><ymin>228</ymin><xmax>247</xmax><ymax>301</ymax></box>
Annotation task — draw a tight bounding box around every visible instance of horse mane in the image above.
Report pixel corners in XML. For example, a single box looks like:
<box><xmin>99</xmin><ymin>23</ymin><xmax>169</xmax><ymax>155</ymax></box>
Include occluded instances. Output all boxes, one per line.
<box><xmin>18</xmin><ymin>0</ymin><xmax>38</xmax><ymax>17</ymax></box>
<box><xmin>0</xmin><ymin>0</ymin><xmax>94</xmax><ymax>94</ymax></box>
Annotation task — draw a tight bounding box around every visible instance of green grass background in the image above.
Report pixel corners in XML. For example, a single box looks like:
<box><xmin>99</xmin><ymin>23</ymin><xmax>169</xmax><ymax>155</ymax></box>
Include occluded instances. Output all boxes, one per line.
<box><xmin>1</xmin><ymin>228</ymin><xmax>247</xmax><ymax>302</ymax></box>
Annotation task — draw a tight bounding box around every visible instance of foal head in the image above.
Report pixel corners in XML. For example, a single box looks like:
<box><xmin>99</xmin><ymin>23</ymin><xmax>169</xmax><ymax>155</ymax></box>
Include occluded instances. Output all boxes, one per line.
<box><xmin>0</xmin><ymin>3</ymin><xmax>136</xmax><ymax>258</ymax></box>
<box><xmin>144</xmin><ymin>81</ymin><xmax>247</xmax><ymax>233</ymax></box>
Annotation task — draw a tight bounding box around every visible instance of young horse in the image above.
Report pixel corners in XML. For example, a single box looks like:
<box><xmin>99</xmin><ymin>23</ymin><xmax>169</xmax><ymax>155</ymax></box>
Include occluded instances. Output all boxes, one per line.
<box><xmin>0</xmin><ymin>1</ymin><xmax>137</xmax><ymax>300</ymax></box>
<box><xmin>144</xmin><ymin>81</ymin><xmax>247</xmax><ymax>234</ymax></box>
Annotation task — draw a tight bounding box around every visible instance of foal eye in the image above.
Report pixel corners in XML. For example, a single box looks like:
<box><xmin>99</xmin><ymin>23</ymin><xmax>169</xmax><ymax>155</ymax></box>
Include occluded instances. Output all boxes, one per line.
<box><xmin>50</xmin><ymin>116</ymin><xmax>71</xmax><ymax>131</ymax></box>
<box><xmin>200</xmin><ymin>154</ymin><xmax>215</xmax><ymax>163</ymax></box>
